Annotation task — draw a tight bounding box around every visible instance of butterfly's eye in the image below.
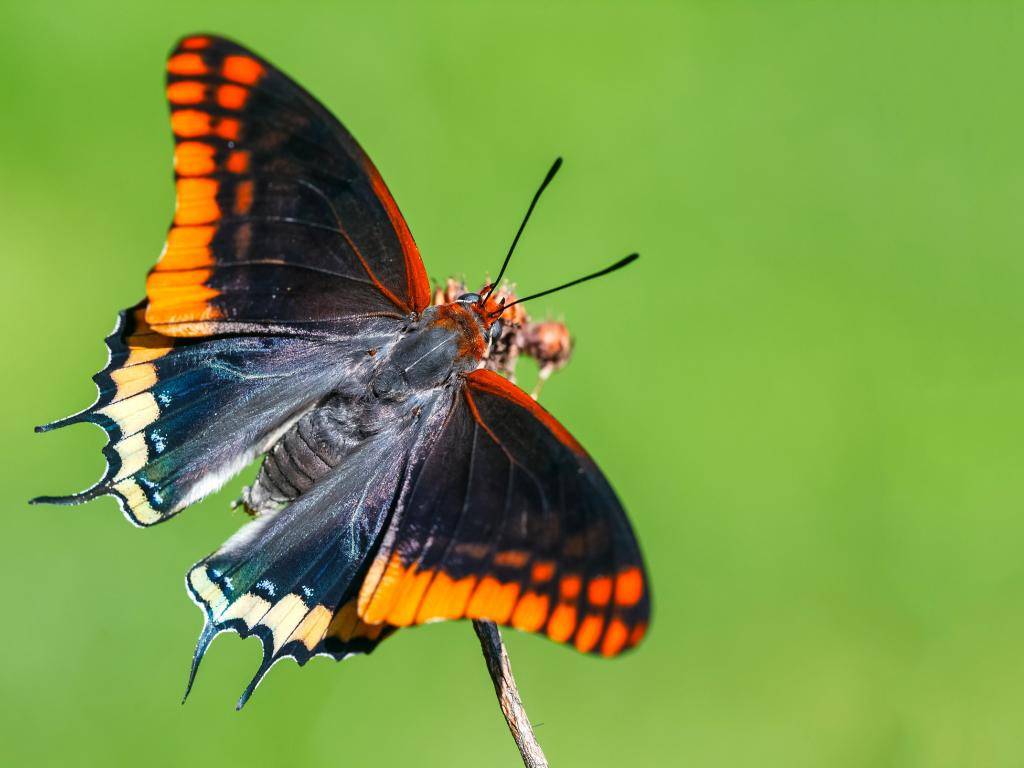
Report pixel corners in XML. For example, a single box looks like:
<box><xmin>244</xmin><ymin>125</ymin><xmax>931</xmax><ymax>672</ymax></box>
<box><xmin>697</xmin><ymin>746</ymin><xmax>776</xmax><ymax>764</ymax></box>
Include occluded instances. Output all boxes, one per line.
<box><xmin>489</xmin><ymin>319</ymin><xmax>504</xmax><ymax>341</ymax></box>
<box><xmin>456</xmin><ymin>292</ymin><xmax>481</xmax><ymax>304</ymax></box>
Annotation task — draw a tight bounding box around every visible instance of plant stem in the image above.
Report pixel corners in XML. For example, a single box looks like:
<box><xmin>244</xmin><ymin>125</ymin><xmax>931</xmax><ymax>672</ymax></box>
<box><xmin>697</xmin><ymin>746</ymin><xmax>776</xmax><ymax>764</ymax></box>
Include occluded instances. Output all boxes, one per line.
<box><xmin>473</xmin><ymin>619</ymin><xmax>550</xmax><ymax>768</ymax></box>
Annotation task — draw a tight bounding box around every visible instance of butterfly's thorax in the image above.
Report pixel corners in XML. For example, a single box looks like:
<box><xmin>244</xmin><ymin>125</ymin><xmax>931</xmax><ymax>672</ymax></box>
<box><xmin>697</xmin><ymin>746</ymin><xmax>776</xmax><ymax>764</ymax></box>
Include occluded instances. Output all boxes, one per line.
<box><xmin>369</xmin><ymin>304</ymin><xmax>485</xmax><ymax>399</ymax></box>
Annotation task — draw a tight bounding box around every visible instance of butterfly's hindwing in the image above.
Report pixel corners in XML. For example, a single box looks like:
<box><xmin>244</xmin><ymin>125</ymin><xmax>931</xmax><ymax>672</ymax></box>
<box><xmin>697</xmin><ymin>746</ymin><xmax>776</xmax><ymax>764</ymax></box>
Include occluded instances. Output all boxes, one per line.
<box><xmin>34</xmin><ymin>303</ymin><xmax>403</xmax><ymax>526</ymax></box>
<box><xmin>356</xmin><ymin>369</ymin><xmax>650</xmax><ymax>657</ymax></box>
<box><xmin>185</xmin><ymin>387</ymin><xmax>455</xmax><ymax>706</ymax></box>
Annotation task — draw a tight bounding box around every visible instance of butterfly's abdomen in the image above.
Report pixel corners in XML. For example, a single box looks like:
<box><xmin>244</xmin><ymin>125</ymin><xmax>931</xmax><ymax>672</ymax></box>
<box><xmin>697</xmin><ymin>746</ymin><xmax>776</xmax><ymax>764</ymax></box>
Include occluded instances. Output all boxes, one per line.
<box><xmin>243</xmin><ymin>399</ymin><xmax>358</xmax><ymax>515</ymax></box>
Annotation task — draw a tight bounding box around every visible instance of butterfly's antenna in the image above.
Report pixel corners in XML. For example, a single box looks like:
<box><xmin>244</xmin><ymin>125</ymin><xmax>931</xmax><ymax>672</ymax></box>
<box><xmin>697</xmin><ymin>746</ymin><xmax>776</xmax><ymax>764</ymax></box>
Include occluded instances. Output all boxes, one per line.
<box><xmin>482</xmin><ymin>157</ymin><xmax>563</xmax><ymax>304</ymax></box>
<box><xmin>498</xmin><ymin>253</ymin><xmax>639</xmax><ymax>313</ymax></box>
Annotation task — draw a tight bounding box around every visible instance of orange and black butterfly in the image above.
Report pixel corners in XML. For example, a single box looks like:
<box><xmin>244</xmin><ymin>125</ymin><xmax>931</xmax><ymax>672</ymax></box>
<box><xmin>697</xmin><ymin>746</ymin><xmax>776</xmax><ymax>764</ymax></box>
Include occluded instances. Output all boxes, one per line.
<box><xmin>33</xmin><ymin>34</ymin><xmax>649</xmax><ymax>708</ymax></box>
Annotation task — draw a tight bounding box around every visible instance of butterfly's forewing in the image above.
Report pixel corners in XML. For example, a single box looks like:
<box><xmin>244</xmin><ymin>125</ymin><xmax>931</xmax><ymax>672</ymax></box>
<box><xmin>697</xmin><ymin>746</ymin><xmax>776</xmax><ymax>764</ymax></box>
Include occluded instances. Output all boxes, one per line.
<box><xmin>357</xmin><ymin>369</ymin><xmax>650</xmax><ymax>657</ymax></box>
<box><xmin>151</xmin><ymin>34</ymin><xmax>430</xmax><ymax>335</ymax></box>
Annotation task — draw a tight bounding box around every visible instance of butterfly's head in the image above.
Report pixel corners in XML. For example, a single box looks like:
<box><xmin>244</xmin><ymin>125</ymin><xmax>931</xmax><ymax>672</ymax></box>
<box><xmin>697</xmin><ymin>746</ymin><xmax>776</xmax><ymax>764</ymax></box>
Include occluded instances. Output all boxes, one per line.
<box><xmin>451</xmin><ymin>290</ymin><xmax>505</xmax><ymax>346</ymax></box>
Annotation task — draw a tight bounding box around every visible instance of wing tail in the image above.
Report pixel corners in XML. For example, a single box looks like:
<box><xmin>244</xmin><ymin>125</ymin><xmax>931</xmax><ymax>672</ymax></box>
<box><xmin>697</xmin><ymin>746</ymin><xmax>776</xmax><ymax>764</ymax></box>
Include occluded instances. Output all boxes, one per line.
<box><xmin>180</xmin><ymin>402</ymin><xmax>446</xmax><ymax>705</ymax></box>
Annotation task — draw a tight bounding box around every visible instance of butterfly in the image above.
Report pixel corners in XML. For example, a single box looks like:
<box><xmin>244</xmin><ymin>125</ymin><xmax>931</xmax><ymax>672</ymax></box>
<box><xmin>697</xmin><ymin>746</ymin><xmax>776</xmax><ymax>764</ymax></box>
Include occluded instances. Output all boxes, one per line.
<box><xmin>33</xmin><ymin>33</ymin><xmax>650</xmax><ymax>708</ymax></box>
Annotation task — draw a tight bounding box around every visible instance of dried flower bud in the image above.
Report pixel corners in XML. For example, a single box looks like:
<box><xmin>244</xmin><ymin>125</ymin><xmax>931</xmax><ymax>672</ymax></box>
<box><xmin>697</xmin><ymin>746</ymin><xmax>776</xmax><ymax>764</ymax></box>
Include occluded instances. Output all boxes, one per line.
<box><xmin>432</xmin><ymin>277</ymin><xmax>573</xmax><ymax>395</ymax></box>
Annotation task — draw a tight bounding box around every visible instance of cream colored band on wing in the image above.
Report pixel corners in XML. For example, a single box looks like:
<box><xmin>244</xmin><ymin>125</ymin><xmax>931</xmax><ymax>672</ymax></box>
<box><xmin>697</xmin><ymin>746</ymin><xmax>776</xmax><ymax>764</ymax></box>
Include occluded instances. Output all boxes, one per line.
<box><xmin>287</xmin><ymin>605</ymin><xmax>333</xmax><ymax>651</ymax></box>
<box><xmin>112</xmin><ymin>478</ymin><xmax>161</xmax><ymax>525</ymax></box>
<box><xmin>220</xmin><ymin>592</ymin><xmax>272</xmax><ymax>628</ymax></box>
<box><xmin>99</xmin><ymin>392</ymin><xmax>160</xmax><ymax>438</ymax></box>
<box><xmin>188</xmin><ymin>566</ymin><xmax>228</xmax><ymax>617</ymax></box>
<box><xmin>109</xmin><ymin>363</ymin><xmax>158</xmax><ymax>402</ymax></box>
<box><xmin>258</xmin><ymin>593</ymin><xmax>309</xmax><ymax>651</ymax></box>
<box><xmin>112</xmin><ymin>433</ymin><xmax>148</xmax><ymax>481</ymax></box>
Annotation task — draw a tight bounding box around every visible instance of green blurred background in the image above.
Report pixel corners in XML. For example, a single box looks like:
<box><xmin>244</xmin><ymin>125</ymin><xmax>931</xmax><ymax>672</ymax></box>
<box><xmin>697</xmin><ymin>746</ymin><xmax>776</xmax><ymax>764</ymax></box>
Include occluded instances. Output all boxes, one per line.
<box><xmin>3</xmin><ymin>1</ymin><xmax>1023</xmax><ymax>766</ymax></box>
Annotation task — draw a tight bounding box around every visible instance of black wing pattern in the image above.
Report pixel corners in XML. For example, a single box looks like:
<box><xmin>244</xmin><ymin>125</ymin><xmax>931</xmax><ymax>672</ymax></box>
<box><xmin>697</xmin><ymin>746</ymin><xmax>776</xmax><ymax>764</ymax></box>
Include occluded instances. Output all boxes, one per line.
<box><xmin>356</xmin><ymin>369</ymin><xmax>650</xmax><ymax>657</ymax></box>
<box><xmin>150</xmin><ymin>33</ymin><xmax>430</xmax><ymax>336</ymax></box>
<box><xmin>185</xmin><ymin>388</ymin><xmax>455</xmax><ymax>707</ymax></box>
<box><xmin>33</xmin><ymin>303</ymin><xmax>401</xmax><ymax>525</ymax></box>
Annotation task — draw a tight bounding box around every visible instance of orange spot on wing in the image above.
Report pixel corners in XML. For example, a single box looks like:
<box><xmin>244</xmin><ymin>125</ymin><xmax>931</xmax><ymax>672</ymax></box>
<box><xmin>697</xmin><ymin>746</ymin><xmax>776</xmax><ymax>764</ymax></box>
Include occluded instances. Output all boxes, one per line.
<box><xmin>560</xmin><ymin>575</ymin><xmax>582</xmax><ymax>600</ymax></box>
<box><xmin>600</xmin><ymin>619</ymin><xmax>629</xmax><ymax>657</ymax></box>
<box><xmin>327</xmin><ymin>600</ymin><xmax>360</xmax><ymax>641</ymax></box>
<box><xmin>166</xmin><ymin>81</ymin><xmax>206</xmax><ymax>105</ymax></box>
<box><xmin>547</xmin><ymin>604</ymin><xmax>577</xmax><ymax>642</ymax></box>
<box><xmin>158</xmin><ymin>321</ymin><xmax>220</xmax><ymax>336</ymax></box>
<box><xmin>358</xmin><ymin>553</ymin><xmax>405</xmax><ymax>624</ymax></box>
<box><xmin>385</xmin><ymin>565</ymin><xmax>434</xmax><ymax>627</ymax></box>
<box><xmin>173</xmin><ymin>141</ymin><xmax>216</xmax><ymax>176</ymax></box>
<box><xmin>147</xmin><ymin>268</ymin><xmax>214</xmax><ymax>290</ymax></box>
<box><xmin>416</xmin><ymin>572</ymin><xmax>476</xmax><ymax>623</ymax></box>
<box><xmin>511</xmin><ymin>592</ymin><xmax>550</xmax><ymax>632</ymax></box>
<box><xmin>180</xmin><ymin>36</ymin><xmax>211</xmax><ymax>50</ymax></box>
<box><xmin>171</xmin><ymin>110</ymin><xmax>211</xmax><ymax>138</ymax></box>
<box><xmin>327</xmin><ymin>599</ymin><xmax>385</xmax><ymax>641</ymax></box>
<box><xmin>157</xmin><ymin>225</ymin><xmax>215</xmax><ymax>271</ymax></box>
<box><xmin>225</xmin><ymin>150</ymin><xmax>250</xmax><ymax>174</ymax></box>
<box><xmin>466</xmin><ymin>577</ymin><xmax>520</xmax><ymax>623</ymax></box>
<box><xmin>494</xmin><ymin>550</ymin><xmax>529</xmax><ymax>568</ymax></box>
<box><xmin>233</xmin><ymin>179</ymin><xmax>254</xmax><ymax>215</ymax></box>
<box><xmin>167</xmin><ymin>225</ymin><xmax>215</xmax><ymax>248</ymax></box>
<box><xmin>167</xmin><ymin>53</ymin><xmax>208</xmax><ymax>75</ymax></box>
<box><xmin>615</xmin><ymin>567</ymin><xmax>644</xmax><ymax>607</ymax></box>
<box><xmin>145</xmin><ymin>268</ymin><xmax>220</xmax><ymax>328</ymax></box>
<box><xmin>531</xmin><ymin>561</ymin><xmax>556</xmax><ymax>583</ymax></box>
<box><xmin>124</xmin><ymin>341</ymin><xmax>173</xmax><ymax>367</ymax></box>
<box><xmin>574</xmin><ymin>614</ymin><xmax>604</xmax><ymax>653</ymax></box>
<box><xmin>215</xmin><ymin>118</ymin><xmax>241</xmax><ymax>141</ymax></box>
<box><xmin>353</xmin><ymin>620</ymin><xmax>385</xmax><ymax>640</ymax></box>
<box><xmin>222</xmin><ymin>55</ymin><xmax>264</xmax><ymax>85</ymax></box>
<box><xmin>588</xmin><ymin>576</ymin><xmax>613</xmax><ymax>607</ymax></box>
<box><xmin>217</xmin><ymin>84</ymin><xmax>249</xmax><ymax>110</ymax></box>
<box><xmin>628</xmin><ymin>622</ymin><xmax>648</xmax><ymax>647</ymax></box>
<box><xmin>175</xmin><ymin>178</ymin><xmax>220</xmax><ymax>225</ymax></box>
<box><xmin>121</xmin><ymin>306</ymin><xmax>173</xmax><ymax>365</ymax></box>
<box><xmin>146</xmin><ymin>300</ymin><xmax>221</xmax><ymax>326</ymax></box>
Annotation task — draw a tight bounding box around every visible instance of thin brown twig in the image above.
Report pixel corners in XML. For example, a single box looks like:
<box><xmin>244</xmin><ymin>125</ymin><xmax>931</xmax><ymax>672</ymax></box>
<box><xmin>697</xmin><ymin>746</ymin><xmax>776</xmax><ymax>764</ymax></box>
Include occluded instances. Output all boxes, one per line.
<box><xmin>473</xmin><ymin>619</ymin><xmax>550</xmax><ymax>768</ymax></box>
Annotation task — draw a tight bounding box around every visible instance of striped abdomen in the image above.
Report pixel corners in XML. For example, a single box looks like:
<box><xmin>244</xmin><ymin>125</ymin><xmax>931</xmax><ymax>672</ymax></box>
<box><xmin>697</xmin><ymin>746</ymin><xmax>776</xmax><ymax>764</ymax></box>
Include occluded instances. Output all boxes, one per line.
<box><xmin>243</xmin><ymin>400</ymin><xmax>358</xmax><ymax>515</ymax></box>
